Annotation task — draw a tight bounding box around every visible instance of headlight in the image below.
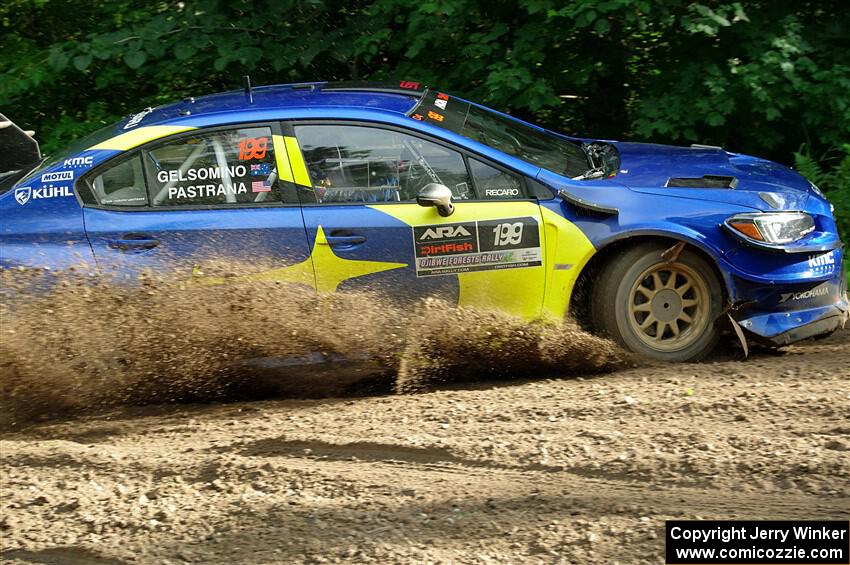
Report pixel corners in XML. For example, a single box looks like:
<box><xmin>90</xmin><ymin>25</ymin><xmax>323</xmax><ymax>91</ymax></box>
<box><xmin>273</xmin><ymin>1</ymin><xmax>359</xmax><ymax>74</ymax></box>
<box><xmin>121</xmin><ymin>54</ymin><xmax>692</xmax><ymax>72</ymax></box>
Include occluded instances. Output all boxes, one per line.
<box><xmin>724</xmin><ymin>212</ymin><xmax>815</xmax><ymax>246</ymax></box>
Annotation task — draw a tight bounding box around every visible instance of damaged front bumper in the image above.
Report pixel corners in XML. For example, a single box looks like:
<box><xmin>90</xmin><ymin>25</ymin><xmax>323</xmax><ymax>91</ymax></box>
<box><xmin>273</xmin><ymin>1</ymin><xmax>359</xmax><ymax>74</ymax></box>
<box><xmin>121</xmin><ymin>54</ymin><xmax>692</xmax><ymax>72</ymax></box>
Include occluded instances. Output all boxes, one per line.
<box><xmin>730</xmin><ymin>260</ymin><xmax>849</xmax><ymax>346</ymax></box>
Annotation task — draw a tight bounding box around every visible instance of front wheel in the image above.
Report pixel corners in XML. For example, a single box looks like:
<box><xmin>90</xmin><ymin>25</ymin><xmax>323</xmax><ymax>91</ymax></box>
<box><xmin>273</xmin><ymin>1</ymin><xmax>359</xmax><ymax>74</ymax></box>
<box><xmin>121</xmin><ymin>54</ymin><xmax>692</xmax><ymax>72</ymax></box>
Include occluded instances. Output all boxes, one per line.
<box><xmin>591</xmin><ymin>242</ymin><xmax>723</xmax><ymax>362</ymax></box>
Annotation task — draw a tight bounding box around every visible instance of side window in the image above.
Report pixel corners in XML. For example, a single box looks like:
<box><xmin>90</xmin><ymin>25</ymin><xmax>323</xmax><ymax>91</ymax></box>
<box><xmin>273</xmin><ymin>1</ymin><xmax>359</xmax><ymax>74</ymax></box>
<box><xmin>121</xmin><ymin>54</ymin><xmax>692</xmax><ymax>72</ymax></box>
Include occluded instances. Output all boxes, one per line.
<box><xmin>469</xmin><ymin>158</ymin><xmax>525</xmax><ymax>199</ymax></box>
<box><xmin>294</xmin><ymin>124</ymin><xmax>472</xmax><ymax>204</ymax></box>
<box><xmin>145</xmin><ymin>126</ymin><xmax>281</xmax><ymax>206</ymax></box>
<box><xmin>87</xmin><ymin>155</ymin><xmax>148</xmax><ymax>207</ymax></box>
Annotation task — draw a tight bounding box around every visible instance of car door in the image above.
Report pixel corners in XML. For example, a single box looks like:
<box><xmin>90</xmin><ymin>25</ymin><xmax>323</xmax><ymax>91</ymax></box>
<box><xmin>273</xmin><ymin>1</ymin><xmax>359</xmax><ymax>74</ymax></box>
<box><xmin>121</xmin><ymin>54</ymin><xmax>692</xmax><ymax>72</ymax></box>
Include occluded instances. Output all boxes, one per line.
<box><xmin>81</xmin><ymin>123</ymin><xmax>315</xmax><ymax>287</ymax></box>
<box><xmin>285</xmin><ymin>121</ymin><xmax>547</xmax><ymax>318</ymax></box>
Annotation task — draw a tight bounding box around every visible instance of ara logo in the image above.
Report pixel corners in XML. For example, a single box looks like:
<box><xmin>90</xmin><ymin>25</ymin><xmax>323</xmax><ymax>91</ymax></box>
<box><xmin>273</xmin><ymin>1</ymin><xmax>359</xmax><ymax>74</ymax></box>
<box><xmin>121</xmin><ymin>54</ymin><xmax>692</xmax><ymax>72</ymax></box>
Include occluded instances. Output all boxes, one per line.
<box><xmin>14</xmin><ymin>186</ymin><xmax>31</xmax><ymax>205</ymax></box>
<box><xmin>779</xmin><ymin>283</ymin><xmax>830</xmax><ymax>304</ymax></box>
<box><xmin>419</xmin><ymin>225</ymin><xmax>472</xmax><ymax>240</ymax></box>
<box><xmin>63</xmin><ymin>156</ymin><xmax>93</xmax><ymax>167</ymax></box>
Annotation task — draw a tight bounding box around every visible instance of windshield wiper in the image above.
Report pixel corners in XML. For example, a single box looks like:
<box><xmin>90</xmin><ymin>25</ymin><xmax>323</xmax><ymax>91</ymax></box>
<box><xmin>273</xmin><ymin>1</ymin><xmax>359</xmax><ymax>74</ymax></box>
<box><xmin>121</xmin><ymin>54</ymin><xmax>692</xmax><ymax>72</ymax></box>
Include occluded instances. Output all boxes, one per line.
<box><xmin>571</xmin><ymin>168</ymin><xmax>606</xmax><ymax>181</ymax></box>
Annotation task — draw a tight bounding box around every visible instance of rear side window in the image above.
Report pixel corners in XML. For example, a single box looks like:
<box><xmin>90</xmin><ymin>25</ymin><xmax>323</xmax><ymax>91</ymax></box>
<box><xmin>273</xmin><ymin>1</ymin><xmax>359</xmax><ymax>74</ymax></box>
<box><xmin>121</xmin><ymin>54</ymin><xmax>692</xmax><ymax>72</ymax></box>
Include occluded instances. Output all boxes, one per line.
<box><xmin>146</xmin><ymin>126</ymin><xmax>281</xmax><ymax>206</ymax></box>
<box><xmin>89</xmin><ymin>155</ymin><xmax>148</xmax><ymax>207</ymax></box>
<box><xmin>469</xmin><ymin>158</ymin><xmax>524</xmax><ymax>199</ymax></box>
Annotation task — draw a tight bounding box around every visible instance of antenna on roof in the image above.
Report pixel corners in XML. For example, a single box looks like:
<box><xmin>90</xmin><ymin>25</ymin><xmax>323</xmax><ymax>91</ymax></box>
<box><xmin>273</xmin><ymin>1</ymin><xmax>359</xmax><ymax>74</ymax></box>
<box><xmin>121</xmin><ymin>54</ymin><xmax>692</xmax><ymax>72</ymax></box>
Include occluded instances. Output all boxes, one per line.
<box><xmin>243</xmin><ymin>75</ymin><xmax>253</xmax><ymax>104</ymax></box>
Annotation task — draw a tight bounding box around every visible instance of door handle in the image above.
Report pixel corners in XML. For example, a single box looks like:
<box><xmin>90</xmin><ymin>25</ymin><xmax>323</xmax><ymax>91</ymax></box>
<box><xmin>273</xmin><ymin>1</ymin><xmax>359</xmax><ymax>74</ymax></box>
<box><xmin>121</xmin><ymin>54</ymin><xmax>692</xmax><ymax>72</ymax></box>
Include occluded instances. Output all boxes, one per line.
<box><xmin>322</xmin><ymin>235</ymin><xmax>367</xmax><ymax>247</ymax></box>
<box><xmin>106</xmin><ymin>234</ymin><xmax>160</xmax><ymax>251</ymax></box>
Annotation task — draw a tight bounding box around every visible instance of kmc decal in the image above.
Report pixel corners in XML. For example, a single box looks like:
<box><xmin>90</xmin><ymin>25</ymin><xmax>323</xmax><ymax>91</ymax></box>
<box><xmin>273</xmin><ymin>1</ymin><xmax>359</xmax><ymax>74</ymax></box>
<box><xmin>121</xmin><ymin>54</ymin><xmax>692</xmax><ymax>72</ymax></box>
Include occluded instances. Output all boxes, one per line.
<box><xmin>63</xmin><ymin>156</ymin><xmax>94</xmax><ymax>167</ymax></box>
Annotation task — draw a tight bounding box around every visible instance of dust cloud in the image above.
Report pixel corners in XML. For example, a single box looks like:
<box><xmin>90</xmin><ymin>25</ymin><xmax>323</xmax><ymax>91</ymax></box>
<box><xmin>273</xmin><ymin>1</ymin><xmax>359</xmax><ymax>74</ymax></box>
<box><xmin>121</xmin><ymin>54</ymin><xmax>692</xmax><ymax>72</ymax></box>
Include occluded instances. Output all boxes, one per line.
<box><xmin>0</xmin><ymin>267</ymin><xmax>628</xmax><ymax>427</ymax></box>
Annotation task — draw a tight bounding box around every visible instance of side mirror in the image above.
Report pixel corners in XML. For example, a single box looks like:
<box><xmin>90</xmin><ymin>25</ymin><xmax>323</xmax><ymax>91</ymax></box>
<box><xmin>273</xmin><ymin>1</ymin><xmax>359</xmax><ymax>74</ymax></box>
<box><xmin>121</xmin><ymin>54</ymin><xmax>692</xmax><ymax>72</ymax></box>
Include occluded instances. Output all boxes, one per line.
<box><xmin>416</xmin><ymin>183</ymin><xmax>454</xmax><ymax>217</ymax></box>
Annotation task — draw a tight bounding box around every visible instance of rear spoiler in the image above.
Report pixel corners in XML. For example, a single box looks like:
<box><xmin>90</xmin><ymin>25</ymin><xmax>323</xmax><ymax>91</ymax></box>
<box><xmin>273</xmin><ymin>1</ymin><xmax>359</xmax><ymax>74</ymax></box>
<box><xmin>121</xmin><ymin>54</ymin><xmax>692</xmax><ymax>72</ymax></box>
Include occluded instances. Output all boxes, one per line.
<box><xmin>0</xmin><ymin>113</ymin><xmax>41</xmax><ymax>176</ymax></box>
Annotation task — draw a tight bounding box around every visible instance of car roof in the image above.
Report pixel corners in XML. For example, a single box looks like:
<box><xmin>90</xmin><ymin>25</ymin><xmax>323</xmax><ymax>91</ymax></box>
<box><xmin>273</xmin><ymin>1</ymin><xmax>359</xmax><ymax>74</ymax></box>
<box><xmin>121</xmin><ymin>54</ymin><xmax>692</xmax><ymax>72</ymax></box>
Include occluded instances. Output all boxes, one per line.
<box><xmin>127</xmin><ymin>81</ymin><xmax>425</xmax><ymax>130</ymax></box>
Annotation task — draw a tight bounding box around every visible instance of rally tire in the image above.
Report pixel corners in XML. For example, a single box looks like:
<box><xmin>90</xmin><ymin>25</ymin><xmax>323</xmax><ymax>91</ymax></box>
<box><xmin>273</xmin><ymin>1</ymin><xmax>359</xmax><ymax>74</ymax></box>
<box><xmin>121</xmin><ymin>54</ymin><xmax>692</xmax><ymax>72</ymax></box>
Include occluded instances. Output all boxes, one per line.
<box><xmin>592</xmin><ymin>242</ymin><xmax>723</xmax><ymax>362</ymax></box>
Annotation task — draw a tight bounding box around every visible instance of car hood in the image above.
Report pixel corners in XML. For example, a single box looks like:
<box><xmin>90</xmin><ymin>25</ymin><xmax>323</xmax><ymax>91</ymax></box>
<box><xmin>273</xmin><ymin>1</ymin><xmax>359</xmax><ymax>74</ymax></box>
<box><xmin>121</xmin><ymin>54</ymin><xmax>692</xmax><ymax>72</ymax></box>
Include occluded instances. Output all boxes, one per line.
<box><xmin>610</xmin><ymin>141</ymin><xmax>813</xmax><ymax>211</ymax></box>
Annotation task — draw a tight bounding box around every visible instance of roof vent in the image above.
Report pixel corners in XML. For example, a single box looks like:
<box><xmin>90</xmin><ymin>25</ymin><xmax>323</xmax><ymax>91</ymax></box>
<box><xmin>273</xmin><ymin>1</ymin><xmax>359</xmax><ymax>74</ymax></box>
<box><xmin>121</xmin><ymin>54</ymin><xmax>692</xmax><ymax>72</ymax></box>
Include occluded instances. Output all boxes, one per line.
<box><xmin>665</xmin><ymin>175</ymin><xmax>738</xmax><ymax>189</ymax></box>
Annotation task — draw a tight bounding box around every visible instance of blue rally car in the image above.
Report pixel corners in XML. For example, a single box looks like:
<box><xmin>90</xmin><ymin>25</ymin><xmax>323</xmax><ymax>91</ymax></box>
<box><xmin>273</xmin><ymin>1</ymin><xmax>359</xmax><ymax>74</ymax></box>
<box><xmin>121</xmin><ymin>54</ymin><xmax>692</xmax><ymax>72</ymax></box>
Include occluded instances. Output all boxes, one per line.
<box><xmin>1</xmin><ymin>80</ymin><xmax>847</xmax><ymax>361</ymax></box>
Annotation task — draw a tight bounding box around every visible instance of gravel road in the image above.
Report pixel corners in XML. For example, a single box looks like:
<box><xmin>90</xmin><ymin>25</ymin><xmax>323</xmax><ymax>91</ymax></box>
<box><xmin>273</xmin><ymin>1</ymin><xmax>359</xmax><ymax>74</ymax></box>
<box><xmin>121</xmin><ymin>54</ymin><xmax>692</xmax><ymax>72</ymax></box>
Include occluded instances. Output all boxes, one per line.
<box><xmin>1</xmin><ymin>329</ymin><xmax>848</xmax><ymax>564</ymax></box>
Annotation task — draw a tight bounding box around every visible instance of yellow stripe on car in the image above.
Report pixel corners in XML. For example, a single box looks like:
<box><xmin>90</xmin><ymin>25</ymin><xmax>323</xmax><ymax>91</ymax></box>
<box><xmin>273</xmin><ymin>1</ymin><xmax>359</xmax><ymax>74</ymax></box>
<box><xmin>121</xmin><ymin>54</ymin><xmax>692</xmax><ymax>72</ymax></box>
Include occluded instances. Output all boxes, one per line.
<box><xmin>284</xmin><ymin>136</ymin><xmax>312</xmax><ymax>187</ymax></box>
<box><xmin>539</xmin><ymin>206</ymin><xmax>596</xmax><ymax>320</ymax></box>
<box><xmin>272</xmin><ymin>134</ymin><xmax>295</xmax><ymax>184</ymax></box>
<box><xmin>89</xmin><ymin>126</ymin><xmax>197</xmax><ymax>151</ymax></box>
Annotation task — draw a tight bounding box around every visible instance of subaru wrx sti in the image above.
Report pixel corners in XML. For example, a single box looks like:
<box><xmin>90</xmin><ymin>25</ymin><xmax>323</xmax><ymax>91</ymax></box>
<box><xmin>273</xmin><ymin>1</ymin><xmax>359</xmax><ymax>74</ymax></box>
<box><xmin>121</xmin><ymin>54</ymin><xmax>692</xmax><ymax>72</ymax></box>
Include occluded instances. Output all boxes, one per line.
<box><xmin>1</xmin><ymin>80</ymin><xmax>846</xmax><ymax>361</ymax></box>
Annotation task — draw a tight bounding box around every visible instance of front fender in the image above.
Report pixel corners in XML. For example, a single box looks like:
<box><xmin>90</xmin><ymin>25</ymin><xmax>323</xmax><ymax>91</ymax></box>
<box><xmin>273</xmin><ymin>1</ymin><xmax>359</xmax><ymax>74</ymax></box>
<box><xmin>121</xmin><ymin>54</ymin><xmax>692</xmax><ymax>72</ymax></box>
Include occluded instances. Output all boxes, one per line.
<box><xmin>593</xmin><ymin>224</ymin><xmax>740</xmax><ymax>301</ymax></box>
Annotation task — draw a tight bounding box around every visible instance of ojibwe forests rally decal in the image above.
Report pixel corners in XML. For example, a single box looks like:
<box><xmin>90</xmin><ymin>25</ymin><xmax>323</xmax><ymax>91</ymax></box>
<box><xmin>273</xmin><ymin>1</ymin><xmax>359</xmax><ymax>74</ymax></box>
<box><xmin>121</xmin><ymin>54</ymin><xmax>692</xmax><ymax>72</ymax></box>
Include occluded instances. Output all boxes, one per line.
<box><xmin>412</xmin><ymin>216</ymin><xmax>542</xmax><ymax>277</ymax></box>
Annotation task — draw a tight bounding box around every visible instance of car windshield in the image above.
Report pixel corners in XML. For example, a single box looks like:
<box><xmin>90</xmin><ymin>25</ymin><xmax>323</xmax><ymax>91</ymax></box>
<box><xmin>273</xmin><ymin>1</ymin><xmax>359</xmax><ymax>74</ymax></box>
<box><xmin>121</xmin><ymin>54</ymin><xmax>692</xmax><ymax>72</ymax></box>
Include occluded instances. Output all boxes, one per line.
<box><xmin>409</xmin><ymin>90</ymin><xmax>589</xmax><ymax>177</ymax></box>
<box><xmin>41</xmin><ymin>122</ymin><xmax>121</xmax><ymax>170</ymax></box>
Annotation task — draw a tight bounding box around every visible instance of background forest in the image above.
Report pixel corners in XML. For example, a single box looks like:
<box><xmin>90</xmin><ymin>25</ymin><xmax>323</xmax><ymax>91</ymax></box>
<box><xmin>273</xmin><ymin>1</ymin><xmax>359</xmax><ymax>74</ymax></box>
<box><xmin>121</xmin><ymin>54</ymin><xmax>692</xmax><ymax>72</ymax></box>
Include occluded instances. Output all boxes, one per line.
<box><xmin>1</xmin><ymin>0</ymin><xmax>848</xmax><ymax>240</ymax></box>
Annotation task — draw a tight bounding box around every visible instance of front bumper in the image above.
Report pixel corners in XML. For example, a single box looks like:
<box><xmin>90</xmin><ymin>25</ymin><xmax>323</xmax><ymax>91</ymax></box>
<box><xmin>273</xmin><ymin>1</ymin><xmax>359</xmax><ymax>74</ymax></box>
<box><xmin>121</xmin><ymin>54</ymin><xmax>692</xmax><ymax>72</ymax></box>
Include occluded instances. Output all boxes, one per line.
<box><xmin>737</xmin><ymin>300</ymin><xmax>848</xmax><ymax>345</ymax></box>
<box><xmin>731</xmin><ymin>257</ymin><xmax>848</xmax><ymax>346</ymax></box>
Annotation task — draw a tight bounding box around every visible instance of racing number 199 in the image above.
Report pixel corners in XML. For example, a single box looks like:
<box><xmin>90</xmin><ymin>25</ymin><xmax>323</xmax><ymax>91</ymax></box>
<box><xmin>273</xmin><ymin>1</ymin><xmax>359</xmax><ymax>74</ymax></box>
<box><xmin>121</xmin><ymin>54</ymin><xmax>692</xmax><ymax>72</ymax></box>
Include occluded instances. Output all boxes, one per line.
<box><xmin>492</xmin><ymin>222</ymin><xmax>523</xmax><ymax>246</ymax></box>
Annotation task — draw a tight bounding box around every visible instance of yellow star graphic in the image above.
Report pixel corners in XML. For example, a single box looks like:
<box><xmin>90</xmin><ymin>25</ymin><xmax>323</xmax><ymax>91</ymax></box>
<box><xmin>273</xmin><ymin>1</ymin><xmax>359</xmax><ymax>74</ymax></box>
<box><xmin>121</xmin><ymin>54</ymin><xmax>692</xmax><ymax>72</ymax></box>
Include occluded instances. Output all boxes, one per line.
<box><xmin>309</xmin><ymin>226</ymin><xmax>407</xmax><ymax>292</ymax></box>
<box><xmin>197</xmin><ymin>226</ymin><xmax>407</xmax><ymax>293</ymax></box>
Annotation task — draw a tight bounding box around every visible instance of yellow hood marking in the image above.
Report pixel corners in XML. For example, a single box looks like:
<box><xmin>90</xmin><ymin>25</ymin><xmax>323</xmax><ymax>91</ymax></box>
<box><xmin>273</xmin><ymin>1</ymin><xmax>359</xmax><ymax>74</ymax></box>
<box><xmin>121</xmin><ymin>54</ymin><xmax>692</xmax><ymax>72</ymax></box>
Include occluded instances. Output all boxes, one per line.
<box><xmin>90</xmin><ymin>126</ymin><xmax>197</xmax><ymax>151</ymax></box>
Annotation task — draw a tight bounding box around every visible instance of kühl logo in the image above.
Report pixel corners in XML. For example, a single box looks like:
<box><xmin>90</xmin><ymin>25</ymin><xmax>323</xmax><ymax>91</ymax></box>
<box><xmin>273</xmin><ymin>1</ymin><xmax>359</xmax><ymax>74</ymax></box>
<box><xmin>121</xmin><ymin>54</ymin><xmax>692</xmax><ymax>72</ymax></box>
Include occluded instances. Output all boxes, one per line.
<box><xmin>14</xmin><ymin>186</ymin><xmax>31</xmax><ymax>205</ymax></box>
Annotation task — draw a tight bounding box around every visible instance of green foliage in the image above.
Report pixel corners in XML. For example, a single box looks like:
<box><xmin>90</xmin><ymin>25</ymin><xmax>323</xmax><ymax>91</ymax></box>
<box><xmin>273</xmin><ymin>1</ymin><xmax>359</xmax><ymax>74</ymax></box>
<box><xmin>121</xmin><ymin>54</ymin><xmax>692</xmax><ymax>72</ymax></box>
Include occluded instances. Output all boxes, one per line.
<box><xmin>794</xmin><ymin>145</ymin><xmax>850</xmax><ymax>245</ymax></box>
<box><xmin>0</xmin><ymin>0</ymin><xmax>847</xmax><ymax>242</ymax></box>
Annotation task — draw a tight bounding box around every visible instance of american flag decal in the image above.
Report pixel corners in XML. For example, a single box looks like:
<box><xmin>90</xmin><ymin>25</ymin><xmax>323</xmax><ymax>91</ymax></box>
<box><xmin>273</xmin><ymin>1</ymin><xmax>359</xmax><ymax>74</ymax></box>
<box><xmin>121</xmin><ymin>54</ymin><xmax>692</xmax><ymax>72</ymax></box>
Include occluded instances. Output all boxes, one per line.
<box><xmin>251</xmin><ymin>179</ymin><xmax>272</xmax><ymax>193</ymax></box>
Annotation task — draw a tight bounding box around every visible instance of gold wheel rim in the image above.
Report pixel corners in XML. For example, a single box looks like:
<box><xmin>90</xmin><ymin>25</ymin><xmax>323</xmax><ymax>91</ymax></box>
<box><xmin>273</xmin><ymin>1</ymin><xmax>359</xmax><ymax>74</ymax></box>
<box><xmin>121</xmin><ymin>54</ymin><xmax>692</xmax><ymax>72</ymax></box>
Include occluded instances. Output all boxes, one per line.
<box><xmin>626</xmin><ymin>262</ymin><xmax>710</xmax><ymax>352</ymax></box>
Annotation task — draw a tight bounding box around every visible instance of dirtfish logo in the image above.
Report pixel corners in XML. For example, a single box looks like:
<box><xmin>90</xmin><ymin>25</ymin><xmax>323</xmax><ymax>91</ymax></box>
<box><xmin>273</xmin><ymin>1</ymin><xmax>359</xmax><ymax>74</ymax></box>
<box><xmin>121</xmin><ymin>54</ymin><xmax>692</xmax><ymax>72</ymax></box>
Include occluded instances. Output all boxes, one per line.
<box><xmin>420</xmin><ymin>225</ymin><xmax>472</xmax><ymax>240</ymax></box>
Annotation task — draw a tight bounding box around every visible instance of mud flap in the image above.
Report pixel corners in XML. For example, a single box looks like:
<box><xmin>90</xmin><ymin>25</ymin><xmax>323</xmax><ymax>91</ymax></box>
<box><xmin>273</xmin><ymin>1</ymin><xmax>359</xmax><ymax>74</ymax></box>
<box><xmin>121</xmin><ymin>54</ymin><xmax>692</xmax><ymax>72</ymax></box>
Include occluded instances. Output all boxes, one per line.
<box><xmin>727</xmin><ymin>313</ymin><xmax>749</xmax><ymax>358</ymax></box>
